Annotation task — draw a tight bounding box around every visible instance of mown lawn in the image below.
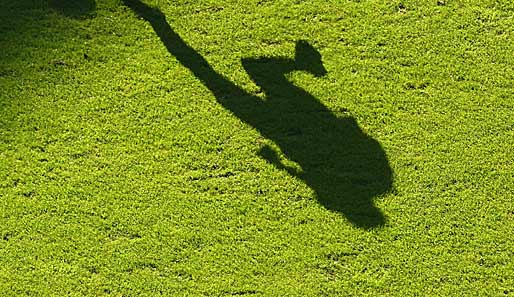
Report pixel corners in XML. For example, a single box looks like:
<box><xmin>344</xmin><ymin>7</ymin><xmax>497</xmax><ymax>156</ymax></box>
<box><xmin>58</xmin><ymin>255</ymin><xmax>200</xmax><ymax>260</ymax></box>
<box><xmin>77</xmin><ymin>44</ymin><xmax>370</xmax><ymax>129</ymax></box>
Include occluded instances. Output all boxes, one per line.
<box><xmin>1</xmin><ymin>0</ymin><xmax>513</xmax><ymax>295</ymax></box>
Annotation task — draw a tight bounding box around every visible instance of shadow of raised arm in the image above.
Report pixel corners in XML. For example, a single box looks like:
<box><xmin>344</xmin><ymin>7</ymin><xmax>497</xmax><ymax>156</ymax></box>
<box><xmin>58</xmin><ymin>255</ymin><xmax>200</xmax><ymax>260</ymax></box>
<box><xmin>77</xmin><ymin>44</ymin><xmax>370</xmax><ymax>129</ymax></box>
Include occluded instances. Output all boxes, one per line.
<box><xmin>122</xmin><ymin>0</ymin><xmax>249</xmax><ymax>104</ymax></box>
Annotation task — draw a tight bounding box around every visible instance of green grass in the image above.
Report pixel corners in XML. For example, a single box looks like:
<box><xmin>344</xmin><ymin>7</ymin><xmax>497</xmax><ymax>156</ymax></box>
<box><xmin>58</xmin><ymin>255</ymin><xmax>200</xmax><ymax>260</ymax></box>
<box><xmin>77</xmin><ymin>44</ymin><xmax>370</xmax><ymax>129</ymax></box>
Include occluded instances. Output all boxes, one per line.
<box><xmin>1</xmin><ymin>0</ymin><xmax>513</xmax><ymax>295</ymax></box>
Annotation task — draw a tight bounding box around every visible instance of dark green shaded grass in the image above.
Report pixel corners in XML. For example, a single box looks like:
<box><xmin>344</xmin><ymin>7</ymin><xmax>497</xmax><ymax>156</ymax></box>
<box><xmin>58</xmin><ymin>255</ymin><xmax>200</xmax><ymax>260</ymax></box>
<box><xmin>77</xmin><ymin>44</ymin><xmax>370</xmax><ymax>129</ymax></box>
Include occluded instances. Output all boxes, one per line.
<box><xmin>1</xmin><ymin>0</ymin><xmax>513</xmax><ymax>295</ymax></box>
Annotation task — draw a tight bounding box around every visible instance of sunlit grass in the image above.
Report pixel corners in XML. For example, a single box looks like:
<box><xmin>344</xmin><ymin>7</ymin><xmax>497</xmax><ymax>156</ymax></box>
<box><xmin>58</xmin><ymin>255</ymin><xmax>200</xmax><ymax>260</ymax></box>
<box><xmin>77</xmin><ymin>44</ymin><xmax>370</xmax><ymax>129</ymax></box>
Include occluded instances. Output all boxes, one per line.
<box><xmin>1</xmin><ymin>0</ymin><xmax>513</xmax><ymax>295</ymax></box>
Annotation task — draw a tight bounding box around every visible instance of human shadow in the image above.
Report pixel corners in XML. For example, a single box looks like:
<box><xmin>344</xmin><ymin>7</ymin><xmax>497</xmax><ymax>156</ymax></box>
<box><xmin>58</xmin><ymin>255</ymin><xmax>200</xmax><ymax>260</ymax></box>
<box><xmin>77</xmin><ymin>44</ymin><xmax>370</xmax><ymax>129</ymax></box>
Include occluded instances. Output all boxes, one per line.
<box><xmin>122</xmin><ymin>0</ymin><xmax>393</xmax><ymax>229</ymax></box>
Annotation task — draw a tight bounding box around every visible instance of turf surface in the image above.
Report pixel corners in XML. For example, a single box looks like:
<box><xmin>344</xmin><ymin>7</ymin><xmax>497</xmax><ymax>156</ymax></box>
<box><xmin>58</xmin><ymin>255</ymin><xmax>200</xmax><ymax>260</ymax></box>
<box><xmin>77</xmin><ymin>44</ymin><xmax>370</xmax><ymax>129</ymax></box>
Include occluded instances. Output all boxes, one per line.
<box><xmin>1</xmin><ymin>0</ymin><xmax>513</xmax><ymax>295</ymax></box>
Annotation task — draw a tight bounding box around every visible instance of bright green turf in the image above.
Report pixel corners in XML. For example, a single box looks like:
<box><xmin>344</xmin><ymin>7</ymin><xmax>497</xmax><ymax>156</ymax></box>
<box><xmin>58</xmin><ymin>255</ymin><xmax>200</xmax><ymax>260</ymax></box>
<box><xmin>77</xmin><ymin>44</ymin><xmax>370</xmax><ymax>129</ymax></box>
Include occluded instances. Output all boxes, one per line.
<box><xmin>1</xmin><ymin>0</ymin><xmax>513</xmax><ymax>295</ymax></box>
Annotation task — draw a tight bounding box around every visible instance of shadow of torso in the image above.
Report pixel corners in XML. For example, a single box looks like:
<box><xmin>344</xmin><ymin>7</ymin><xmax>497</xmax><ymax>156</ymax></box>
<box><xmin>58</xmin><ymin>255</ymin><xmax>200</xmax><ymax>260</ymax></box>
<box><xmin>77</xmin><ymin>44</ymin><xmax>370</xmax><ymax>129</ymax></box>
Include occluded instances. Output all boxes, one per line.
<box><xmin>237</xmin><ymin>58</ymin><xmax>392</xmax><ymax>228</ymax></box>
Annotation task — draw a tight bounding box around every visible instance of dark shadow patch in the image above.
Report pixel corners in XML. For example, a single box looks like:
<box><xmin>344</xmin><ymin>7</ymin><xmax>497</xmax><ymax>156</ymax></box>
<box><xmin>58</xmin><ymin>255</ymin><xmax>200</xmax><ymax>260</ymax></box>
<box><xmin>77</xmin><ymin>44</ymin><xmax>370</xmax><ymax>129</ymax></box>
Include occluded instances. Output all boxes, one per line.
<box><xmin>49</xmin><ymin>0</ymin><xmax>96</xmax><ymax>18</ymax></box>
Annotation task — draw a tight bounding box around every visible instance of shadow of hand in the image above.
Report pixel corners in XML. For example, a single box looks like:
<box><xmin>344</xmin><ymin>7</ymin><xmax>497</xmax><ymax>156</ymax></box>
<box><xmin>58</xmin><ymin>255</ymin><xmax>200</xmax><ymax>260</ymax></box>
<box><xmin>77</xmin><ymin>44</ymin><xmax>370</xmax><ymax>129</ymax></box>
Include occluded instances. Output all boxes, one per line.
<box><xmin>258</xmin><ymin>145</ymin><xmax>302</xmax><ymax>178</ymax></box>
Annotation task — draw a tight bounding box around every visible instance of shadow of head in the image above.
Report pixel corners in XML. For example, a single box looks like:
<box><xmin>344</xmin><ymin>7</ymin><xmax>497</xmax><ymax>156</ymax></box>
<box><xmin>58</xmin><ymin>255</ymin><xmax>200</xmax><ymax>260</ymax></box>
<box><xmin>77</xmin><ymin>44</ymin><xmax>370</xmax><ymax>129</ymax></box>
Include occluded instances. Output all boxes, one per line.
<box><xmin>49</xmin><ymin>0</ymin><xmax>96</xmax><ymax>18</ymax></box>
<box><xmin>295</xmin><ymin>40</ymin><xmax>327</xmax><ymax>77</ymax></box>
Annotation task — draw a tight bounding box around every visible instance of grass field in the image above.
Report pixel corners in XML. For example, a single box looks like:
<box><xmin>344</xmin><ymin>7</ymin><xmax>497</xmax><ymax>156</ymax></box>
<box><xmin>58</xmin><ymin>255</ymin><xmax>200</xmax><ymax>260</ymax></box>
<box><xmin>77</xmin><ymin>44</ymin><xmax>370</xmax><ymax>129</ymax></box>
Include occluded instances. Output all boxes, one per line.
<box><xmin>1</xmin><ymin>0</ymin><xmax>513</xmax><ymax>295</ymax></box>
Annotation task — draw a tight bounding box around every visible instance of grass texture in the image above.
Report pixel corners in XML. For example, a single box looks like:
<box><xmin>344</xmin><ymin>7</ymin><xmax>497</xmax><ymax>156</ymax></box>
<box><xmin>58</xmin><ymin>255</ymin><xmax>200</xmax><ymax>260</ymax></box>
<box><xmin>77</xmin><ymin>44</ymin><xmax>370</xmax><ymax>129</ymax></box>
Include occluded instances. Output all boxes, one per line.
<box><xmin>1</xmin><ymin>0</ymin><xmax>513</xmax><ymax>295</ymax></box>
